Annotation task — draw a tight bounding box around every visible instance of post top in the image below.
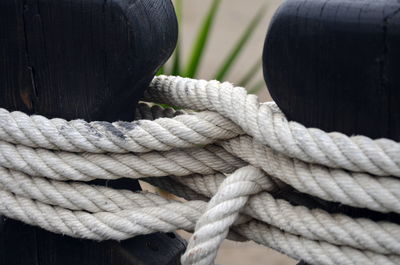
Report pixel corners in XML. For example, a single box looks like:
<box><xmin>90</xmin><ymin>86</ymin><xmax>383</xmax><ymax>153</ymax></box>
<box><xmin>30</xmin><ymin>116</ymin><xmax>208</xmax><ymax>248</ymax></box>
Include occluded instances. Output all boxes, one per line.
<box><xmin>264</xmin><ymin>0</ymin><xmax>400</xmax><ymax>140</ymax></box>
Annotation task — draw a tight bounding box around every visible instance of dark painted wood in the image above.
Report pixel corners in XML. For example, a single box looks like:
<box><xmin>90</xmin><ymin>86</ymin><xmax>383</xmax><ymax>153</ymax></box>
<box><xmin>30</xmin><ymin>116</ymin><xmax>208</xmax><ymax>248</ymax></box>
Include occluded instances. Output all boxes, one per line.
<box><xmin>264</xmin><ymin>0</ymin><xmax>400</xmax><ymax>141</ymax></box>
<box><xmin>264</xmin><ymin>1</ymin><xmax>400</xmax><ymax>264</ymax></box>
<box><xmin>0</xmin><ymin>0</ymin><xmax>185</xmax><ymax>264</ymax></box>
<box><xmin>0</xmin><ymin>0</ymin><xmax>178</xmax><ymax>122</ymax></box>
<box><xmin>296</xmin><ymin>261</ymin><xmax>309</xmax><ymax>265</ymax></box>
<box><xmin>1</xmin><ymin>221</ymin><xmax>186</xmax><ymax>265</ymax></box>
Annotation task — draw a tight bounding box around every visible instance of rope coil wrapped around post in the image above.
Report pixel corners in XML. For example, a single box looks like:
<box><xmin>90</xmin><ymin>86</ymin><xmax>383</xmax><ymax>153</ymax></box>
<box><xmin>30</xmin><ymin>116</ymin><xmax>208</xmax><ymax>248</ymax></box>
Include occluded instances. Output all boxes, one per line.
<box><xmin>0</xmin><ymin>75</ymin><xmax>399</xmax><ymax>265</ymax></box>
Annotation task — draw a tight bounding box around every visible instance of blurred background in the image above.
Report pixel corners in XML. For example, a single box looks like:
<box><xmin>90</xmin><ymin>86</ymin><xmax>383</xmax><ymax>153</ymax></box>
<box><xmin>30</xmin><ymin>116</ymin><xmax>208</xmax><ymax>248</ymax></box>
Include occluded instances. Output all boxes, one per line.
<box><xmin>159</xmin><ymin>0</ymin><xmax>298</xmax><ymax>264</ymax></box>
<box><xmin>160</xmin><ymin>0</ymin><xmax>285</xmax><ymax>102</ymax></box>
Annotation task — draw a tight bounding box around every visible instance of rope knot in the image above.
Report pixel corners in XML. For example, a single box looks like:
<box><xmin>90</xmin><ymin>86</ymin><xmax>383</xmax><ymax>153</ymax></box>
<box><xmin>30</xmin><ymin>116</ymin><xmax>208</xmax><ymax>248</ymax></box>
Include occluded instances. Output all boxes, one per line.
<box><xmin>0</xmin><ymin>75</ymin><xmax>399</xmax><ymax>265</ymax></box>
<box><xmin>182</xmin><ymin>166</ymin><xmax>265</xmax><ymax>265</ymax></box>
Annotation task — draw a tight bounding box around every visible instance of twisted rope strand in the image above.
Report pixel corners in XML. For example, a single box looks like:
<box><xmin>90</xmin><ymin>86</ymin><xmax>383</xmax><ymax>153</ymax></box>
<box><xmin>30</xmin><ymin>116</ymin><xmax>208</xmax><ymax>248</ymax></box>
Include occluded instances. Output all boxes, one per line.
<box><xmin>0</xmin><ymin>142</ymin><xmax>244</xmax><ymax>181</ymax></box>
<box><xmin>221</xmin><ymin>136</ymin><xmax>400</xmax><ymax>213</ymax></box>
<box><xmin>0</xmin><ymin>108</ymin><xmax>242</xmax><ymax>154</ymax></box>
<box><xmin>145</xmin><ymin>76</ymin><xmax>400</xmax><ymax>177</ymax></box>
<box><xmin>134</xmin><ymin>102</ymin><xmax>188</xmax><ymax>121</ymax></box>
<box><xmin>1</xmin><ymin>132</ymin><xmax>397</xmax><ymax>215</ymax></box>
<box><xmin>182</xmin><ymin>166</ymin><xmax>265</xmax><ymax>265</ymax></box>
<box><xmin>0</xmin><ymin>75</ymin><xmax>399</xmax><ymax>265</ymax></box>
<box><xmin>1</xmin><ymin>76</ymin><xmax>399</xmax><ymax>177</ymax></box>
<box><xmin>2</xmin><ymin>183</ymin><xmax>399</xmax><ymax>265</ymax></box>
<box><xmin>236</xmin><ymin>221</ymin><xmax>400</xmax><ymax>265</ymax></box>
<box><xmin>150</xmin><ymin>173</ymin><xmax>400</xmax><ymax>255</ymax></box>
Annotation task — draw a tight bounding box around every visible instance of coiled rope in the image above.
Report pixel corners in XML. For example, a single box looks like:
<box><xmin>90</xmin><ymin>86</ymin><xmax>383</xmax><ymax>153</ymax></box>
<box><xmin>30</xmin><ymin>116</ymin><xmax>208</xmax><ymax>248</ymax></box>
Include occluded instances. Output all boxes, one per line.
<box><xmin>0</xmin><ymin>75</ymin><xmax>399</xmax><ymax>265</ymax></box>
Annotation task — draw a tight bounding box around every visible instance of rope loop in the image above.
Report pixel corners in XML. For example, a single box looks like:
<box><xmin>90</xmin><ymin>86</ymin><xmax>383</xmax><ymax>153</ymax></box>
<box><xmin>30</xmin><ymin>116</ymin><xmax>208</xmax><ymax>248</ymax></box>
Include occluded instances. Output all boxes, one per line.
<box><xmin>0</xmin><ymin>76</ymin><xmax>399</xmax><ymax>265</ymax></box>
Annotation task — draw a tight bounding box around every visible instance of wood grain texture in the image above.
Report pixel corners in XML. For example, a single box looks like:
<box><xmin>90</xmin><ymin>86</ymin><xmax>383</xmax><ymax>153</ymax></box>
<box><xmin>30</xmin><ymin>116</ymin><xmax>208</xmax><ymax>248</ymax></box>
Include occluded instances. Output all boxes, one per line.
<box><xmin>264</xmin><ymin>2</ymin><xmax>400</xmax><ymax>264</ymax></box>
<box><xmin>0</xmin><ymin>0</ymin><xmax>178</xmax><ymax>122</ymax></box>
<box><xmin>264</xmin><ymin>0</ymin><xmax>400</xmax><ymax>141</ymax></box>
<box><xmin>0</xmin><ymin>0</ymin><xmax>185</xmax><ymax>264</ymax></box>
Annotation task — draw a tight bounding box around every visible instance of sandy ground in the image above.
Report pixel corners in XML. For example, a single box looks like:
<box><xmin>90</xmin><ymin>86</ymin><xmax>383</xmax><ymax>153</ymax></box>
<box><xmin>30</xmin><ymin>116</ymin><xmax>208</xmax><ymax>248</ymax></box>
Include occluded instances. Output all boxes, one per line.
<box><xmin>178</xmin><ymin>231</ymin><xmax>297</xmax><ymax>265</ymax></box>
<box><xmin>173</xmin><ymin>1</ymin><xmax>298</xmax><ymax>265</ymax></box>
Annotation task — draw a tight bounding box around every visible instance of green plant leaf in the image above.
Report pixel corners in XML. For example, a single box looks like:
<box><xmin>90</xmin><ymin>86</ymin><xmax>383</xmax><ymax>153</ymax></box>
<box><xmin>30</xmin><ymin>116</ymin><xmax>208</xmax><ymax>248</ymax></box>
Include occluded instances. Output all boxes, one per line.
<box><xmin>157</xmin><ymin>66</ymin><xmax>165</xmax><ymax>75</ymax></box>
<box><xmin>248</xmin><ymin>79</ymin><xmax>265</xmax><ymax>94</ymax></box>
<box><xmin>172</xmin><ymin>46</ymin><xmax>181</xmax><ymax>76</ymax></box>
<box><xmin>214</xmin><ymin>4</ymin><xmax>268</xmax><ymax>81</ymax></box>
<box><xmin>238</xmin><ymin>58</ymin><xmax>262</xmax><ymax>87</ymax></box>
<box><xmin>183</xmin><ymin>0</ymin><xmax>222</xmax><ymax>78</ymax></box>
<box><xmin>172</xmin><ymin>0</ymin><xmax>183</xmax><ymax>75</ymax></box>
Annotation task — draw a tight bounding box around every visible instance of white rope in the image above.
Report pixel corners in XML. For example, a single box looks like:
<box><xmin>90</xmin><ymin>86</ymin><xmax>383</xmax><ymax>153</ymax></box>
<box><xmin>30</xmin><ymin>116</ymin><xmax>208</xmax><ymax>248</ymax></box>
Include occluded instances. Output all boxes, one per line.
<box><xmin>0</xmin><ymin>141</ymin><xmax>244</xmax><ymax>181</ymax></box>
<box><xmin>0</xmin><ymin>106</ymin><xmax>242</xmax><ymax>154</ymax></box>
<box><xmin>221</xmin><ymin>136</ymin><xmax>400</xmax><ymax>213</ymax></box>
<box><xmin>146</xmin><ymin>76</ymin><xmax>400</xmax><ymax>177</ymax></box>
<box><xmin>0</xmin><ymin>75</ymin><xmax>399</xmax><ymax>265</ymax></box>
<box><xmin>158</xmin><ymin>174</ymin><xmax>400</xmax><ymax>255</ymax></box>
<box><xmin>181</xmin><ymin>166</ymin><xmax>266</xmax><ymax>265</ymax></box>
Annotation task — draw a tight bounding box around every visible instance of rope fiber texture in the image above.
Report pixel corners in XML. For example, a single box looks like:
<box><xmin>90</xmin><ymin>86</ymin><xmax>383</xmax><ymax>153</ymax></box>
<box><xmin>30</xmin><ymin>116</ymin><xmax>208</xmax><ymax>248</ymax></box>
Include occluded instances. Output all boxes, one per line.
<box><xmin>0</xmin><ymin>75</ymin><xmax>400</xmax><ymax>265</ymax></box>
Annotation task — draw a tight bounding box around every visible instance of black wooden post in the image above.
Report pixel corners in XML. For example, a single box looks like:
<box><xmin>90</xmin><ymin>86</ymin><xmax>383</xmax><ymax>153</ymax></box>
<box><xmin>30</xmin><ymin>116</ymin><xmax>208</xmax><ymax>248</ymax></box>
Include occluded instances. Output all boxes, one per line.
<box><xmin>0</xmin><ymin>0</ymin><xmax>186</xmax><ymax>264</ymax></box>
<box><xmin>264</xmin><ymin>0</ymin><xmax>400</xmax><ymax>141</ymax></box>
<box><xmin>263</xmin><ymin>0</ymin><xmax>400</xmax><ymax>264</ymax></box>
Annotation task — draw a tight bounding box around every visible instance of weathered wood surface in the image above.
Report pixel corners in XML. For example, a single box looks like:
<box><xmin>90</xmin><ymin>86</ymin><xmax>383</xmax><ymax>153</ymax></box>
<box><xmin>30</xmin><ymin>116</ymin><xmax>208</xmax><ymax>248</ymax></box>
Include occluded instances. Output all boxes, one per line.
<box><xmin>264</xmin><ymin>1</ymin><xmax>400</xmax><ymax>264</ymax></box>
<box><xmin>0</xmin><ymin>0</ymin><xmax>185</xmax><ymax>264</ymax></box>
<box><xmin>264</xmin><ymin>0</ymin><xmax>400</xmax><ymax>141</ymax></box>
<box><xmin>0</xmin><ymin>0</ymin><xmax>178</xmax><ymax>121</ymax></box>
